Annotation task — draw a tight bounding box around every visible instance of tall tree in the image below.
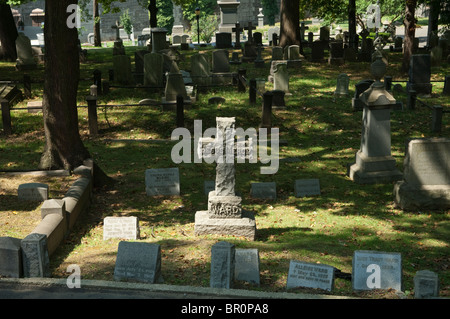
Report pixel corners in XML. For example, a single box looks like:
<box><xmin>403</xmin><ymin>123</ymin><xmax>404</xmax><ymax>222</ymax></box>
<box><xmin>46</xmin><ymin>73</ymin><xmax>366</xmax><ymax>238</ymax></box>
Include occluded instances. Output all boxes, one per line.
<box><xmin>93</xmin><ymin>0</ymin><xmax>101</xmax><ymax>46</ymax></box>
<box><xmin>401</xmin><ymin>0</ymin><xmax>417</xmax><ymax>72</ymax></box>
<box><xmin>0</xmin><ymin>1</ymin><xmax>19</xmax><ymax>61</ymax></box>
<box><xmin>39</xmin><ymin>0</ymin><xmax>90</xmax><ymax>170</ymax></box>
<box><xmin>279</xmin><ymin>0</ymin><xmax>300</xmax><ymax>48</ymax></box>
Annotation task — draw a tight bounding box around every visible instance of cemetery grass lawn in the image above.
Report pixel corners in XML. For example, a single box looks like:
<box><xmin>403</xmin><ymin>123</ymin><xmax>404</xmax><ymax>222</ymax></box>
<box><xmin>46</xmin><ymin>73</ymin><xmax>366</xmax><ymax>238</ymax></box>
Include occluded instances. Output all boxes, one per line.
<box><xmin>1</xmin><ymin>45</ymin><xmax>449</xmax><ymax>298</ymax></box>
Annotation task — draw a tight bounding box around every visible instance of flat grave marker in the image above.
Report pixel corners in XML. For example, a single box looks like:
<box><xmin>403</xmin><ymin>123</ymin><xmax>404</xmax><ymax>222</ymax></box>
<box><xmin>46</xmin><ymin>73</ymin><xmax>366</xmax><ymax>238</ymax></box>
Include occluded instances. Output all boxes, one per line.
<box><xmin>294</xmin><ymin>179</ymin><xmax>320</xmax><ymax>197</ymax></box>
<box><xmin>235</xmin><ymin>248</ymin><xmax>260</xmax><ymax>286</ymax></box>
<box><xmin>145</xmin><ymin>168</ymin><xmax>180</xmax><ymax>196</ymax></box>
<box><xmin>250</xmin><ymin>182</ymin><xmax>276</xmax><ymax>200</ymax></box>
<box><xmin>286</xmin><ymin>260</ymin><xmax>335</xmax><ymax>291</ymax></box>
<box><xmin>103</xmin><ymin>216</ymin><xmax>140</xmax><ymax>240</ymax></box>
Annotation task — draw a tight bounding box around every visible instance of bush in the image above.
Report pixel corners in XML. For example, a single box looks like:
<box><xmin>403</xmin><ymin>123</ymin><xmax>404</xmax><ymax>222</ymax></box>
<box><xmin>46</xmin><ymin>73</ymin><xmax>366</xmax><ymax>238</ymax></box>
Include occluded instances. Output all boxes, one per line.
<box><xmin>191</xmin><ymin>14</ymin><xmax>219</xmax><ymax>43</ymax></box>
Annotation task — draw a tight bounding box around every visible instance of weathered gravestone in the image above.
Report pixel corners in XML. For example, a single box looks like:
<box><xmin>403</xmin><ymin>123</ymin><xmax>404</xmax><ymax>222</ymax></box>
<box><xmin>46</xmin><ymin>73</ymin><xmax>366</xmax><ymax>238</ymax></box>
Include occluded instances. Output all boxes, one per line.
<box><xmin>21</xmin><ymin>233</ymin><xmax>50</xmax><ymax>278</ymax></box>
<box><xmin>18</xmin><ymin>183</ymin><xmax>49</xmax><ymax>201</ymax></box>
<box><xmin>287</xmin><ymin>45</ymin><xmax>302</xmax><ymax>69</ymax></box>
<box><xmin>414</xmin><ymin>270</ymin><xmax>439</xmax><ymax>299</ymax></box>
<box><xmin>235</xmin><ymin>248</ymin><xmax>260</xmax><ymax>286</ymax></box>
<box><xmin>143</xmin><ymin>52</ymin><xmax>164</xmax><ymax>87</ymax></box>
<box><xmin>103</xmin><ymin>216</ymin><xmax>140</xmax><ymax>240</ymax></box>
<box><xmin>135</xmin><ymin>50</ymin><xmax>150</xmax><ymax>74</ymax></box>
<box><xmin>393</xmin><ymin>138</ymin><xmax>450</xmax><ymax>211</ymax></box>
<box><xmin>210</xmin><ymin>241</ymin><xmax>235</xmax><ymax>289</ymax></box>
<box><xmin>15</xmin><ymin>33</ymin><xmax>37</xmax><ymax>70</ymax></box>
<box><xmin>286</xmin><ymin>260</ymin><xmax>335</xmax><ymax>292</ymax></box>
<box><xmin>113</xmin><ymin>55</ymin><xmax>133</xmax><ymax>85</ymax></box>
<box><xmin>334</xmin><ymin>73</ymin><xmax>349</xmax><ymax>96</ymax></box>
<box><xmin>212</xmin><ymin>49</ymin><xmax>233</xmax><ymax>85</ymax></box>
<box><xmin>310</xmin><ymin>41</ymin><xmax>325</xmax><ymax>63</ymax></box>
<box><xmin>407</xmin><ymin>54</ymin><xmax>432</xmax><ymax>96</ymax></box>
<box><xmin>295</xmin><ymin>179</ymin><xmax>320</xmax><ymax>197</ymax></box>
<box><xmin>114</xmin><ymin>241</ymin><xmax>163</xmax><ymax>283</ymax></box>
<box><xmin>273</xmin><ymin>63</ymin><xmax>289</xmax><ymax>94</ymax></box>
<box><xmin>145</xmin><ymin>168</ymin><xmax>180</xmax><ymax>196</ymax></box>
<box><xmin>195</xmin><ymin>117</ymin><xmax>257</xmax><ymax>240</ymax></box>
<box><xmin>268</xmin><ymin>27</ymin><xmax>280</xmax><ymax>46</ymax></box>
<box><xmin>352</xmin><ymin>250</ymin><xmax>402</xmax><ymax>292</ymax></box>
<box><xmin>0</xmin><ymin>237</ymin><xmax>23</xmax><ymax>278</ymax></box>
<box><xmin>328</xmin><ymin>41</ymin><xmax>344</xmax><ymax>66</ymax></box>
<box><xmin>251</xmin><ymin>182</ymin><xmax>276</xmax><ymax>200</ymax></box>
<box><xmin>204</xmin><ymin>180</ymin><xmax>215</xmax><ymax>195</ymax></box>
<box><xmin>215</xmin><ymin>32</ymin><xmax>232</xmax><ymax>49</ymax></box>
<box><xmin>351</xmin><ymin>79</ymin><xmax>374</xmax><ymax>111</ymax></box>
<box><xmin>164</xmin><ymin>72</ymin><xmax>189</xmax><ymax>102</ymax></box>
<box><xmin>191</xmin><ymin>53</ymin><xmax>211</xmax><ymax>87</ymax></box>
<box><xmin>151</xmin><ymin>28</ymin><xmax>168</xmax><ymax>53</ymax></box>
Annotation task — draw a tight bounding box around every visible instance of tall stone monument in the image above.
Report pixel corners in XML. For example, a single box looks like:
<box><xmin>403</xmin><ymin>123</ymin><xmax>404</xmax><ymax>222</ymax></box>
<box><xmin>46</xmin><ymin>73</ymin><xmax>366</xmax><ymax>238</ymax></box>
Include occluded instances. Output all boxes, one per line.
<box><xmin>217</xmin><ymin>0</ymin><xmax>240</xmax><ymax>34</ymax></box>
<box><xmin>172</xmin><ymin>2</ymin><xmax>184</xmax><ymax>36</ymax></box>
<box><xmin>347</xmin><ymin>56</ymin><xmax>402</xmax><ymax>184</ymax></box>
<box><xmin>195</xmin><ymin>117</ymin><xmax>256</xmax><ymax>240</ymax></box>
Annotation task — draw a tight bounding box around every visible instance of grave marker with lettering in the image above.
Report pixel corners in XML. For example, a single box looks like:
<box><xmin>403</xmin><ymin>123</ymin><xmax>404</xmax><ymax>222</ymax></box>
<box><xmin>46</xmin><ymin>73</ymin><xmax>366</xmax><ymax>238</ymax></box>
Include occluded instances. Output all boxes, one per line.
<box><xmin>18</xmin><ymin>183</ymin><xmax>49</xmax><ymax>201</ymax></box>
<box><xmin>286</xmin><ymin>260</ymin><xmax>335</xmax><ymax>291</ymax></box>
<box><xmin>145</xmin><ymin>168</ymin><xmax>180</xmax><ymax>196</ymax></box>
<box><xmin>251</xmin><ymin>182</ymin><xmax>276</xmax><ymax>200</ymax></box>
<box><xmin>114</xmin><ymin>241</ymin><xmax>163</xmax><ymax>284</ymax></box>
<box><xmin>295</xmin><ymin>179</ymin><xmax>320</xmax><ymax>197</ymax></box>
<box><xmin>235</xmin><ymin>248</ymin><xmax>260</xmax><ymax>286</ymax></box>
<box><xmin>352</xmin><ymin>250</ymin><xmax>402</xmax><ymax>291</ymax></box>
<box><xmin>210</xmin><ymin>241</ymin><xmax>235</xmax><ymax>289</ymax></box>
<box><xmin>103</xmin><ymin>216</ymin><xmax>140</xmax><ymax>240</ymax></box>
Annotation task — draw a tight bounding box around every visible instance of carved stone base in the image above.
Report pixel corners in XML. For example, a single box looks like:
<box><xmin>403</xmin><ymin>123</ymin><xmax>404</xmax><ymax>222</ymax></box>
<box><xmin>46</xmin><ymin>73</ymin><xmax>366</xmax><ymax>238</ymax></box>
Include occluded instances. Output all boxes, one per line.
<box><xmin>393</xmin><ymin>181</ymin><xmax>450</xmax><ymax>211</ymax></box>
<box><xmin>194</xmin><ymin>210</ymin><xmax>256</xmax><ymax>240</ymax></box>
<box><xmin>208</xmin><ymin>193</ymin><xmax>242</xmax><ymax>219</ymax></box>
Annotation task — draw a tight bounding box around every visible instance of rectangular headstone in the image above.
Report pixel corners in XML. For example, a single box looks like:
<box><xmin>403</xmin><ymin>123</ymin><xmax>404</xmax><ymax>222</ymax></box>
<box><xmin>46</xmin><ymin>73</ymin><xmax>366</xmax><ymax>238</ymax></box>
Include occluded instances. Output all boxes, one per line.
<box><xmin>212</xmin><ymin>49</ymin><xmax>230</xmax><ymax>73</ymax></box>
<box><xmin>21</xmin><ymin>233</ymin><xmax>50</xmax><ymax>278</ymax></box>
<box><xmin>18</xmin><ymin>183</ymin><xmax>49</xmax><ymax>201</ymax></box>
<box><xmin>210</xmin><ymin>241</ymin><xmax>235</xmax><ymax>289</ymax></box>
<box><xmin>0</xmin><ymin>237</ymin><xmax>23</xmax><ymax>278</ymax></box>
<box><xmin>103</xmin><ymin>216</ymin><xmax>140</xmax><ymax>240</ymax></box>
<box><xmin>286</xmin><ymin>260</ymin><xmax>335</xmax><ymax>291</ymax></box>
<box><xmin>352</xmin><ymin>250</ymin><xmax>402</xmax><ymax>291</ymax></box>
<box><xmin>403</xmin><ymin>138</ymin><xmax>450</xmax><ymax>186</ymax></box>
<box><xmin>414</xmin><ymin>270</ymin><xmax>439</xmax><ymax>299</ymax></box>
<box><xmin>204</xmin><ymin>180</ymin><xmax>215</xmax><ymax>195</ymax></box>
<box><xmin>235</xmin><ymin>248</ymin><xmax>260</xmax><ymax>286</ymax></box>
<box><xmin>251</xmin><ymin>182</ymin><xmax>276</xmax><ymax>200</ymax></box>
<box><xmin>114</xmin><ymin>241</ymin><xmax>163</xmax><ymax>283</ymax></box>
<box><xmin>294</xmin><ymin>179</ymin><xmax>320</xmax><ymax>197</ymax></box>
<box><xmin>145</xmin><ymin>168</ymin><xmax>180</xmax><ymax>196</ymax></box>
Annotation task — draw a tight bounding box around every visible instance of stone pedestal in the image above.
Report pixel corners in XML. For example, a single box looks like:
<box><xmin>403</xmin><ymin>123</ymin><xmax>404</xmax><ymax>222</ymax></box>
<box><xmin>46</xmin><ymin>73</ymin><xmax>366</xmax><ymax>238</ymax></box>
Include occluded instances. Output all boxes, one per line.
<box><xmin>151</xmin><ymin>28</ymin><xmax>168</xmax><ymax>53</ymax></box>
<box><xmin>347</xmin><ymin>57</ymin><xmax>402</xmax><ymax>184</ymax></box>
<box><xmin>217</xmin><ymin>0</ymin><xmax>240</xmax><ymax>34</ymax></box>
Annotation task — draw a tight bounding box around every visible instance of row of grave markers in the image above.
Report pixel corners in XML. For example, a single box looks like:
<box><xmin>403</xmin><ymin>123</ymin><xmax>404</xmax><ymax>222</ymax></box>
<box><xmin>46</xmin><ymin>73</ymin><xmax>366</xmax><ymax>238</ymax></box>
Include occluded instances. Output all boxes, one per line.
<box><xmin>110</xmin><ymin>240</ymin><xmax>440</xmax><ymax>298</ymax></box>
<box><xmin>144</xmin><ymin>167</ymin><xmax>320</xmax><ymax>199</ymax></box>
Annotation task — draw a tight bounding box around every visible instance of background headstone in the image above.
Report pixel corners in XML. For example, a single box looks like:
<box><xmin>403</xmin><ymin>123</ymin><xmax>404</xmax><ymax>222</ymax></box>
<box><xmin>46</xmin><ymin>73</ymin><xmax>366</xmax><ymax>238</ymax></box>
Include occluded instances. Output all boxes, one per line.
<box><xmin>145</xmin><ymin>168</ymin><xmax>180</xmax><ymax>196</ymax></box>
<box><xmin>103</xmin><ymin>216</ymin><xmax>140</xmax><ymax>240</ymax></box>
<box><xmin>294</xmin><ymin>179</ymin><xmax>320</xmax><ymax>197</ymax></box>
<box><xmin>18</xmin><ymin>183</ymin><xmax>48</xmax><ymax>201</ymax></box>
<box><xmin>250</xmin><ymin>182</ymin><xmax>276</xmax><ymax>200</ymax></box>
<box><xmin>114</xmin><ymin>241</ymin><xmax>163</xmax><ymax>283</ymax></box>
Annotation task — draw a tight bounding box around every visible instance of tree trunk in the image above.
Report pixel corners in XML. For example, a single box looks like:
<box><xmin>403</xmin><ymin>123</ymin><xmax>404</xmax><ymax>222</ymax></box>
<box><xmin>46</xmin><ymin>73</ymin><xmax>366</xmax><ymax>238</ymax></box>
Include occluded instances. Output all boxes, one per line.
<box><xmin>0</xmin><ymin>3</ymin><xmax>18</xmax><ymax>61</ymax></box>
<box><xmin>149</xmin><ymin>0</ymin><xmax>158</xmax><ymax>28</ymax></box>
<box><xmin>348</xmin><ymin>0</ymin><xmax>357</xmax><ymax>49</ymax></box>
<box><xmin>39</xmin><ymin>0</ymin><xmax>90</xmax><ymax>171</ymax></box>
<box><xmin>401</xmin><ymin>0</ymin><xmax>417</xmax><ymax>73</ymax></box>
<box><xmin>279</xmin><ymin>0</ymin><xmax>301</xmax><ymax>48</ymax></box>
<box><xmin>426</xmin><ymin>0</ymin><xmax>440</xmax><ymax>48</ymax></box>
<box><xmin>93</xmin><ymin>0</ymin><xmax>102</xmax><ymax>47</ymax></box>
